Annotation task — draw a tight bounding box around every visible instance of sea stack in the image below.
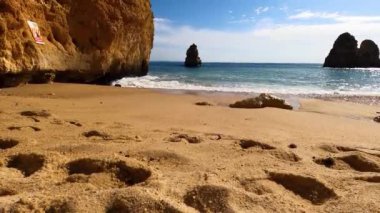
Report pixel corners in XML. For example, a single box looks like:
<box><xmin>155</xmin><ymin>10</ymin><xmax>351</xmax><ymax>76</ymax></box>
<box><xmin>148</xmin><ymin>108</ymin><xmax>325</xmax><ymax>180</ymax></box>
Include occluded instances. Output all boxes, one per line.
<box><xmin>357</xmin><ymin>40</ymin><xmax>380</xmax><ymax>67</ymax></box>
<box><xmin>185</xmin><ymin>44</ymin><xmax>202</xmax><ymax>67</ymax></box>
<box><xmin>324</xmin><ymin>32</ymin><xmax>380</xmax><ymax>68</ymax></box>
<box><xmin>0</xmin><ymin>0</ymin><xmax>154</xmax><ymax>88</ymax></box>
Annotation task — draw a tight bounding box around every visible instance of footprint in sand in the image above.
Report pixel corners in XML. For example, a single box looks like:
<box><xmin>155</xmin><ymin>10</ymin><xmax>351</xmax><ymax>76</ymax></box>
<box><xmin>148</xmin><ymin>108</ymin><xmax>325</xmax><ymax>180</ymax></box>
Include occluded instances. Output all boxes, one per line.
<box><xmin>268</xmin><ymin>172</ymin><xmax>337</xmax><ymax>205</ymax></box>
<box><xmin>44</xmin><ymin>199</ymin><xmax>78</xmax><ymax>213</ymax></box>
<box><xmin>106</xmin><ymin>190</ymin><xmax>180</xmax><ymax>213</ymax></box>
<box><xmin>240</xmin><ymin>139</ymin><xmax>276</xmax><ymax>150</ymax></box>
<box><xmin>320</xmin><ymin>144</ymin><xmax>358</xmax><ymax>153</ymax></box>
<box><xmin>320</xmin><ymin>144</ymin><xmax>380</xmax><ymax>159</ymax></box>
<box><xmin>20</xmin><ymin>110</ymin><xmax>51</xmax><ymax>118</ymax></box>
<box><xmin>314</xmin><ymin>153</ymin><xmax>380</xmax><ymax>173</ymax></box>
<box><xmin>355</xmin><ymin>176</ymin><xmax>380</xmax><ymax>183</ymax></box>
<box><xmin>7</xmin><ymin>153</ymin><xmax>45</xmax><ymax>177</ymax></box>
<box><xmin>82</xmin><ymin>130</ymin><xmax>112</xmax><ymax>140</ymax></box>
<box><xmin>184</xmin><ymin>185</ymin><xmax>234</xmax><ymax>213</ymax></box>
<box><xmin>0</xmin><ymin>188</ymin><xmax>17</xmax><ymax>197</ymax></box>
<box><xmin>20</xmin><ymin>110</ymin><xmax>51</xmax><ymax>123</ymax></box>
<box><xmin>240</xmin><ymin>139</ymin><xmax>301</xmax><ymax>162</ymax></box>
<box><xmin>67</xmin><ymin>120</ymin><xmax>82</xmax><ymax>127</ymax></box>
<box><xmin>184</xmin><ymin>184</ymin><xmax>261</xmax><ymax>212</ymax></box>
<box><xmin>66</xmin><ymin>158</ymin><xmax>151</xmax><ymax>186</ymax></box>
<box><xmin>0</xmin><ymin>138</ymin><xmax>19</xmax><ymax>150</ymax></box>
<box><xmin>8</xmin><ymin>126</ymin><xmax>42</xmax><ymax>132</ymax></box>
<box><xmin>195</xmin><ymin>101</ymin><xmax>213</xmax><ymax>106</ymax></box>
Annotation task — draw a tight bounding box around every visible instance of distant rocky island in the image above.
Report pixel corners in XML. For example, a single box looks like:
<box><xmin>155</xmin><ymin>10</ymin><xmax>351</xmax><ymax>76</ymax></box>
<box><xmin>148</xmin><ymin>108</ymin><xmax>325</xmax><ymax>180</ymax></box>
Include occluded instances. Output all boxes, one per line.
<box><xmin>185</xmin><ymin>44</ymin><xmax>202</xmax><ymax>67</ymax></box>
<box><xmin>324</xmin><ymin>32</ymin><xmax>380</xmax><ymax>68</ymax></box>
<box><xmin>0</xmin><ymin>0</ymin><xmax>154</xmax><ymax>88</ymax></box>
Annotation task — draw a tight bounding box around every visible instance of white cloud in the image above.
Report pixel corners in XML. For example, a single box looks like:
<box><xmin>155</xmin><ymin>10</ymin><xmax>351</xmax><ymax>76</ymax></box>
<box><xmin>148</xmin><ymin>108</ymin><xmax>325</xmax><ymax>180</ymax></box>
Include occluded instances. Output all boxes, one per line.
<box><xmin>289</xmin><ymin>11</ymin><xmax>339</xmax><ymax>20</ymax></box>
<box><xmin>154</xmin><ymin>18</ymin><xmax>171</xmax><ymax>23</ymax></box>
<box><xmin>335</xmin><ymin>16</ymin><xmax>380</xmax><ymax>23</ymax></box>
<box><xmin>289</xmin><ymin>10</ymin><xmax>380</xmax><ymax>24</ymax></box>
<box><xmin>154</xmin><ymin>17</ymin><xmax>173</xmax><ymax>32</ymax></box>
<box><xmin>255</xmin><ymin>7</ymin><xmax>270</xmax><ymax>15</ymax></box>
<box><xmin>151</xmin><ymin>15</ymin><xmax>380</xmax><ymax>63</ymax></box>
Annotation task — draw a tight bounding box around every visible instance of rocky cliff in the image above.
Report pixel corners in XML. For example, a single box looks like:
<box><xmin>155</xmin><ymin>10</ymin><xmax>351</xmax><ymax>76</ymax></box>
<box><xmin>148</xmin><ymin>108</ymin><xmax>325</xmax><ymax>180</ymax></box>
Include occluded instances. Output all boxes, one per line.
<box><xmin>0</xmin><ymin>0</ymin><xmax>154</xmax><ymax>87</ymax></box>
<box><xmin>324</xmin><ymin>32</ymin><xmax>380</xmax><ymax>68</ymax></box>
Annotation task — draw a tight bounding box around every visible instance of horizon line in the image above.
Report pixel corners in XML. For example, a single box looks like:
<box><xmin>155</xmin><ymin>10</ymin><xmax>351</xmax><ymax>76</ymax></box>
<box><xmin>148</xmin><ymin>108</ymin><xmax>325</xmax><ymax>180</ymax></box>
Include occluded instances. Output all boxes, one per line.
<box><xmin>150</xmin><ymin>60</ymin><xmax>323</xmax><ymax>65</ymax></box>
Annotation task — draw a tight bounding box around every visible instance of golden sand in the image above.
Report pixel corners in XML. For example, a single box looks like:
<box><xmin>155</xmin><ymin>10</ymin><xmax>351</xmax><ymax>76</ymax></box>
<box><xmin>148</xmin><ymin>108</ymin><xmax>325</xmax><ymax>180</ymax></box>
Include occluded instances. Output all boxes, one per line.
<box><xmin>0</xmin><ymin>83</ymin><xmax>379</xmax><ymax>212</ymax></box>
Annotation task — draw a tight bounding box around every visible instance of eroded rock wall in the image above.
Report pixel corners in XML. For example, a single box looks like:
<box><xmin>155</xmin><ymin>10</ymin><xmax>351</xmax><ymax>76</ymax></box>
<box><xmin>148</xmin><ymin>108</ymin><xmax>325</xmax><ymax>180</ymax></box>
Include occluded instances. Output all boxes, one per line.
<box><xmin>0</xmin><ymin>0</ymin><xmax>154</xmax><ymax>87</ymax></box>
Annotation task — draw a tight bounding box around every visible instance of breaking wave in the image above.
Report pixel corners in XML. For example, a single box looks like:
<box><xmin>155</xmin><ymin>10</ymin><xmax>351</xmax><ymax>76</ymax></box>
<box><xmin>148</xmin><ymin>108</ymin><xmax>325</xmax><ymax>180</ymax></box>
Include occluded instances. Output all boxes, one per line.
<box><xmin>113</xmin><ymin>75</ymin><xmax>380</xmax><ymax>95</ymax></box>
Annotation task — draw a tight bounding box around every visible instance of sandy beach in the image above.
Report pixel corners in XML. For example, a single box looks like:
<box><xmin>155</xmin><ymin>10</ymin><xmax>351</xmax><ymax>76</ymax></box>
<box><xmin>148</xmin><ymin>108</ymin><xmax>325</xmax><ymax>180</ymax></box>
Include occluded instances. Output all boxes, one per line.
<box><xmin>0</xmin><ymin>83</ymin><xmax>379</xmax><ymax>212</ymax></box>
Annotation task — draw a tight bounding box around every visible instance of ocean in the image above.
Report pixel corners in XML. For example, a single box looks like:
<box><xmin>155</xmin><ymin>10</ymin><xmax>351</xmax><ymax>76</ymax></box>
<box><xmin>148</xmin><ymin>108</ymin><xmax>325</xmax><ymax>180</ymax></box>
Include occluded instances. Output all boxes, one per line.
<box><xmin>113</xmin><ymin>62</ymin><xmax>380</xmax><ymax>96</ymax></box>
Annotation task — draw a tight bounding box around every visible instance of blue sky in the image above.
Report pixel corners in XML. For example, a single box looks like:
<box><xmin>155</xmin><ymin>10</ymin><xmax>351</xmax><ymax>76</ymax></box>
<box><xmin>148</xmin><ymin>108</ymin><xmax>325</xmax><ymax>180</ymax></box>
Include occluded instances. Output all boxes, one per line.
<box><xmin>150</xmin><ymin>0</ymin><xmax>380</xmax><ymax>63</ymax></box>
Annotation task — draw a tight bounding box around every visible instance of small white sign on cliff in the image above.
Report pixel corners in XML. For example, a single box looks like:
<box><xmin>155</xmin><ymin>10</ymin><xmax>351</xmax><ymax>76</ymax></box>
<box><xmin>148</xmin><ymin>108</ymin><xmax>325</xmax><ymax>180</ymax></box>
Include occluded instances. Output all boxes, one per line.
<box><xmin>27</xmin><ymin>20</ymin><xmax>45</xmax><ymax>45</ymax></box>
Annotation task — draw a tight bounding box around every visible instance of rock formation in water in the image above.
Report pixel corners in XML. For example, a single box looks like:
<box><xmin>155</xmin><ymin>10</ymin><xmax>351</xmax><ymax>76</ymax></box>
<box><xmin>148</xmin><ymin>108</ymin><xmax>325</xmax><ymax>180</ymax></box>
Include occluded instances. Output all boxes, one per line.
<box><xmin>229</xmin><ymin>93</ymin><xmax>293</xmax><ymax>110</ymax></box>
<box><xmin>357</xmin><ymin>40</ymin><xmax>380</xmax><ymax>67</ymax></box>
<box><xmin>185</xmin><ymin>44</ymin><xmax>202</xmax><ymax>67</ymax></box>
<box><xmin>0</xmin><ymin>0</ymin><xmax>154</xmax><ymax>87</ymax></box>
<box><xmin>323</xmin><ymin>33</ymin><xmax>358</xmax><ymax>68</ymax></box>
<box><xmin>324</xmin><ymin>32</ymin><xmax>380</xmax><ymax>68</ymax></box>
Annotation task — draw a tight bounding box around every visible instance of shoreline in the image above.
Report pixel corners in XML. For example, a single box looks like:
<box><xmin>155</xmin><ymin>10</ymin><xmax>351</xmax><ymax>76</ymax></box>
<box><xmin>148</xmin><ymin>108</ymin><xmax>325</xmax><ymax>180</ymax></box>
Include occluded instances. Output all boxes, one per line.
<box><xmin>3</xmin><ymin>82</ymin><xmax>380</xmax><ymax>106</ymax></box>
<box><xmin>310</xmin><ymin>94</ymin><xmax>380</xmax><ymax>106</ymax></box>
<box><xmin>132</xmin><ymin>86</ymin><xmax>380</xmax><ymax>106</ymax></box>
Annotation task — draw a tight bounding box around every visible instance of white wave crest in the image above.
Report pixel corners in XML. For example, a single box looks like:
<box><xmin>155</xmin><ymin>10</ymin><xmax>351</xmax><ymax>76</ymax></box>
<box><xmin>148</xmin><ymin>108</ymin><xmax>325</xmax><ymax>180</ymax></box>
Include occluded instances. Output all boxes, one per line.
<box><xmin>338</xmin><ymin>67</ymin><xmax>380</xmax><ymax>72</ymax></box>
<box><xmin>113</xmin><ymin>75</ymin><xmax>380</xmax><ymax>95</ymax></box>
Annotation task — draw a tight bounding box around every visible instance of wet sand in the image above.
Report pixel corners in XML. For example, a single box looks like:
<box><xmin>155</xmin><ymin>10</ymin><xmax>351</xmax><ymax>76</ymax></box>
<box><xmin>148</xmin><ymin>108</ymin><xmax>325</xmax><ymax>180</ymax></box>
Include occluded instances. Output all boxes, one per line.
<box><xmin>0</xmin><ymin>83</ymin><xmax>379</xmax><ymax>212</ymax></box>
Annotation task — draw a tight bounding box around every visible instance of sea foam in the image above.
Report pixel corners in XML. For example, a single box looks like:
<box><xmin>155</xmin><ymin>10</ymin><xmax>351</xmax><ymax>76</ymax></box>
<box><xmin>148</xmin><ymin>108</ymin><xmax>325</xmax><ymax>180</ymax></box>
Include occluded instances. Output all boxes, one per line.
<box><xmin>113</xmin><ymin>75</ymin><xmax>380</xmax><ymax>95</ymax></box>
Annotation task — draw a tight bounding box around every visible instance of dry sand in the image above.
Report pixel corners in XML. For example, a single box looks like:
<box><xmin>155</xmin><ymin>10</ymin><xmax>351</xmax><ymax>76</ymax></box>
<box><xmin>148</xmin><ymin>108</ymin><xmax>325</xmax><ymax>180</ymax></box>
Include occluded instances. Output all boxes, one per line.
<box><xmin>0</xmin><ymin>83</ymin><xmax>379</xmax><ymax>212</ymax></box>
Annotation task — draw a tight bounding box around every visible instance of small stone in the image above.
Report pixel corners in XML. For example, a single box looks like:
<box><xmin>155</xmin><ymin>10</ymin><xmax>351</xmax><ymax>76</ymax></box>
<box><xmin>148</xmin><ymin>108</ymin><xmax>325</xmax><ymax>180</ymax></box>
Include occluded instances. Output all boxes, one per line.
<box><xmin>168</xmin><ymin>134</ymin><xmax>202</xmax><ymax>144</ymax></box>
<box><xmin>374</xmin><ymin>116</ymin><xmax>380</xmax><ymax>123</ymax></box>
<box><xmin>315</xmin><ymin>157</ymin><xmax>335</xmax><ymax>168</ymax></box>
<box><xmin>209</xmin><ymin>134</ymin><xmax>222</xmax><ymax>141</ymax></box>
<box><xmin>186</xmin><ymin>136</ymin><xmax>202</xmax><ymax>144</ymax></box>
<box><xmin>288</xmin><ymin>144</ymin><xmax>297</xmax><ymax>149</ymax></box>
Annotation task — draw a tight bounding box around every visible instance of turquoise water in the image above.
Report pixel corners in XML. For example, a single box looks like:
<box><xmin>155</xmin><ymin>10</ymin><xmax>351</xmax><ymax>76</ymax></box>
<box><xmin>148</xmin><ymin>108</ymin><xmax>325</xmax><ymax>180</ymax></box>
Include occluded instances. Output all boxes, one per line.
<box><xmin>114</xmin><ymin>62</ymin><xmax>380</xmax><ymax>95</ymax></box>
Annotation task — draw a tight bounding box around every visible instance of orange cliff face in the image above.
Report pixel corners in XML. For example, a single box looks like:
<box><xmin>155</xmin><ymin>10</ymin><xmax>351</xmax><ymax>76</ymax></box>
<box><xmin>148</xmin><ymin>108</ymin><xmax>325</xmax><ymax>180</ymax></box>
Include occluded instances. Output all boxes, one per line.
<box><xmin>0</xmin><ymin>0</ymin><xmax>154</xmax><ymax>87</ymax></box>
